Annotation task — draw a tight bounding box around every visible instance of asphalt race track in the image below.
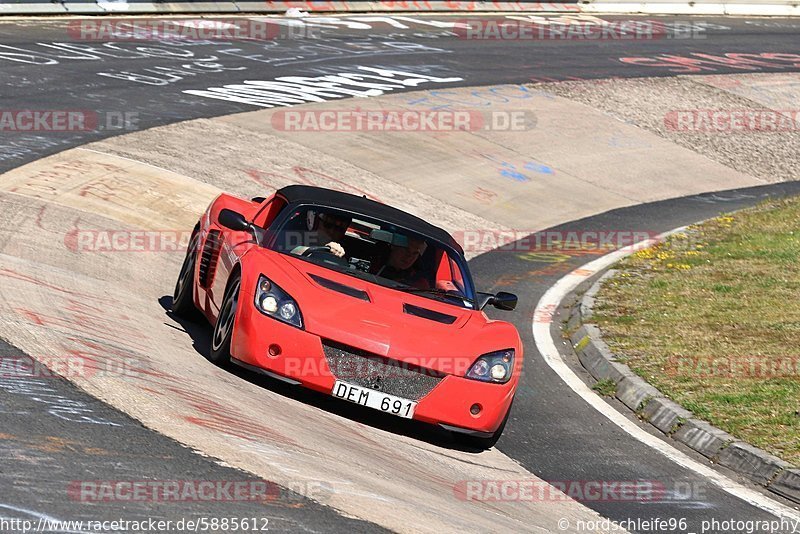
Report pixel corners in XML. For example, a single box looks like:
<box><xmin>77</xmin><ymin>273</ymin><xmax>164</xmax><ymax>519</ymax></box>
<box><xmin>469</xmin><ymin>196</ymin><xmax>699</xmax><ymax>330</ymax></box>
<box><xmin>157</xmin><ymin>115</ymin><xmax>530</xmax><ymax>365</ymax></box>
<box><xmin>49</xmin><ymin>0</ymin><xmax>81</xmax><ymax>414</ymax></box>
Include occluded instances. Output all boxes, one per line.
<box><xmin>474</xmin><ymin>181</ymin><xmax>800</xmax><ymax>530</ymax></box>
<box><xmin>1</xmin><ymin>12</ymin><xmax>800</xmax><ymax>533</ymax></box>
<box><xmin>2</xmin><ymin>14</ymin><xmax>800</xmax><ymax>173</ymax></box>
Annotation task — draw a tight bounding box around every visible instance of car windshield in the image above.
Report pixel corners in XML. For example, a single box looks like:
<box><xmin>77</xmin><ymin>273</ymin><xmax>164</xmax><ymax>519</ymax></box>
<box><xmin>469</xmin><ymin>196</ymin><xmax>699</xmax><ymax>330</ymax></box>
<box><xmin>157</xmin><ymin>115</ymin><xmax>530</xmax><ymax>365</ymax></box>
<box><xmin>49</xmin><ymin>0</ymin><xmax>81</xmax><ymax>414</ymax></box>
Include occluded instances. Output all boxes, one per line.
<box><xmin>267</xmin><ymin>204</ymin><xmax>476</xmax><ymax>308</ymax></box>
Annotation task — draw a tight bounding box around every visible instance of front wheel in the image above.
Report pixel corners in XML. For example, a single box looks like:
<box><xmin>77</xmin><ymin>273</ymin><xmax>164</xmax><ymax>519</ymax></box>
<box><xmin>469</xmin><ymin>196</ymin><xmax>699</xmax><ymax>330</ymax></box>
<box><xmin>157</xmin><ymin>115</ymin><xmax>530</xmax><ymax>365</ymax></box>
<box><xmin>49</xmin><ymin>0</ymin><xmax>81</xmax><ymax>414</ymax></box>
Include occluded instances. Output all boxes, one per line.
<box><xmin>209</xmin><ymin>274</ymin><xmax>240</xmax><ymax>367</ymax></box>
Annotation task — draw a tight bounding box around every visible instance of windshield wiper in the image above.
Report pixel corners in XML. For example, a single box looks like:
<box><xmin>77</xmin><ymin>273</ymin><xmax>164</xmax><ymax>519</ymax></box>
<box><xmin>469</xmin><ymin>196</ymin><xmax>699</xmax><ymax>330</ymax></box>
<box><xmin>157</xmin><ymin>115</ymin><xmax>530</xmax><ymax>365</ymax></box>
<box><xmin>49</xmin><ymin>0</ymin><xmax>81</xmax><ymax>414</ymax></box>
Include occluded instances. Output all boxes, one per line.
<box><xmin>393</xmin><ymin>286</ymin><xmax>452</xmax><ymax>296</ymax></box>
<box><xmin>322</xmin><ymin>268</ymin><xmax>472</xmax><ymax>304</ymax></box>
<box><xmin>335</xmin><ymin>267</ymin><xmax>393</xmax><ymax>286</ymax></box>
<box><xmin>397</xmin><ymin>286</ymin><xmax>481</xmax><ymax>308</ymax></box>
<box><xmin>393</xmin><ymin>286</ymin><xmax>474</xmax><ymax>304</ymax></box>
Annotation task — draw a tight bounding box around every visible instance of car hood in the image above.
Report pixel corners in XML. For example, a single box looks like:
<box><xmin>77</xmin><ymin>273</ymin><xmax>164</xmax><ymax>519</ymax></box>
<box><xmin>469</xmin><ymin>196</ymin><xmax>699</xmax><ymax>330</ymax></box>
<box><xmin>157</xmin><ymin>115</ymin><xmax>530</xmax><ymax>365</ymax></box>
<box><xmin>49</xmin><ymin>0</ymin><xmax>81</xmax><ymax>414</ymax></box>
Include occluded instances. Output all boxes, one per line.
<box><xmin>255</xmin><ymin>250</ymin><xmax>518</xmax><ymax>375</ymax></box>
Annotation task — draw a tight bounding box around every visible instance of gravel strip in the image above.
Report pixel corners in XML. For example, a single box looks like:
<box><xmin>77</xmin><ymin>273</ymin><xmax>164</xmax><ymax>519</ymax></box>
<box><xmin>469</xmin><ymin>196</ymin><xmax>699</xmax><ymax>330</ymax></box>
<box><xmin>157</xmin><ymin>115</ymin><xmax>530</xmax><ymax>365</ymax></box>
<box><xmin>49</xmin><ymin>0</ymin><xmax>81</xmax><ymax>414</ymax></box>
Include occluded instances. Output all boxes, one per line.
<box><xmin>539</xmin><ymin>73</ymin><xmax>800</xmax><ymax>183</ymax></box>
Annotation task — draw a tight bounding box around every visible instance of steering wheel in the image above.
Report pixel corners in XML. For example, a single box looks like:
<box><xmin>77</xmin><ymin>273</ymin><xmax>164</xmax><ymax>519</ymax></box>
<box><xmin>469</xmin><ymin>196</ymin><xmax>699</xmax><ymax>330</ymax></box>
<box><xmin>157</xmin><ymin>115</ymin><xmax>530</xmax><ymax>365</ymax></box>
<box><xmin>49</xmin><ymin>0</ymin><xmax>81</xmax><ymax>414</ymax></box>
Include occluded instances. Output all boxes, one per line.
<box><xmin>301</xmin><ymin>246</ymin><xmax>350</xmax><ymax>268</ymax></box>
<box><xmin>300</xmin><ymin>246</ymin><xmax>334</xmax><ymax>257</ymax></box>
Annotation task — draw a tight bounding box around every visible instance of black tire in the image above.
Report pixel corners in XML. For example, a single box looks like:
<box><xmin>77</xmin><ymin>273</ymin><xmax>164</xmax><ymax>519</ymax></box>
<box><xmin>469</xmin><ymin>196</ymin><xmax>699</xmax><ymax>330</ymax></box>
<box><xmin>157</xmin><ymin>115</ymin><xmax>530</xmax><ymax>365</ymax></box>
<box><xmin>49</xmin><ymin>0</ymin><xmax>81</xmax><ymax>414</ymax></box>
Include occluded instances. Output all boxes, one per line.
<box><xmin>209</xmin><ymin>273</ymin><xmax>240</xmax><ymax>367</ymax></box>
<box><xmin>172</xmin><ymin>233</ymin><xmax>200</xmax><ymax>319</ymax></box>
<box><xmin>454</xmin><ymin>399</ymin><xmax>513</xmax><ymax>450</ymax></box>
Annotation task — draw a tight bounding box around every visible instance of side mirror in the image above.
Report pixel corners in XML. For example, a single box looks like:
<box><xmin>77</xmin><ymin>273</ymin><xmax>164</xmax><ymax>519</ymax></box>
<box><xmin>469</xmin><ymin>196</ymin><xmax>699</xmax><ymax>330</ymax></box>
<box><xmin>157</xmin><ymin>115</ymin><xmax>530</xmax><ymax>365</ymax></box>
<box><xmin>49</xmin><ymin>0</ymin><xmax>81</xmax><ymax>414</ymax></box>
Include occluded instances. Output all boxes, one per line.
<box><xmin>219</xmin><ymin>209</ymin><xmax>250</xmax><ymax>232</ymax></box>
<box><xmin>492</xmin><ymin>291</ymin><xmax>518</xmax><ymax>311</ymax></box>
<box><xmin>477</xmin><ymin>291</ymin><xmax>518</xmax><ymax>311</ymax></box>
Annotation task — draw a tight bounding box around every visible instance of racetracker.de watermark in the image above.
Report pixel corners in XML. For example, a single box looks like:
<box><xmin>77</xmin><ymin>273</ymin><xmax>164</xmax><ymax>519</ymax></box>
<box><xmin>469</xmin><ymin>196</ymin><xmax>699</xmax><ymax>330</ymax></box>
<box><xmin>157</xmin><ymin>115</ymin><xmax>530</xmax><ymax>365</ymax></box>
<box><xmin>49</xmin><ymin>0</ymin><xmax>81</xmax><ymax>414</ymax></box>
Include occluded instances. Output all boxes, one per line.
<box><xmin>453</xmin><ymin>230</ymin><xmax>659</xmax><ymax>254</ymax></box>
<box><xmin>270</xmin><ymin>109</ymin><xmax>536</xmax><ymax>132</ymax></box>
<box><xmin>65</xmin><ymin>229</ymin><xmax>192</xmax><ymax>253</ymax></box>
<box><xmin>664</xmin><ymin>109</ymin><xmax>800</xmax><ymax>132</ymax></box>
<box><xmin>68</xmin><ymin>480</ymin><xmax>331</xmax><ymax>502</ymax></box>
<box><xmin>667</xmin><ymin>355</ymin><xmax>800</xmax><ymax>378</ymax></box>
<box><xmin>283</xmin><ymin>355</ymin><xmax>473</xmax><ymax>378</ymax></box>
<box><xmin>67</xmin><ymin>19</ymin><xmax>322</xmax><ymax>41</ymax></box>
<box><xmin>0</xmin><ymin>110</ymin><xmax>139</xmax><ymax>133</ymax></box>
<box><xmin>454</xmin><ymin>479</ymin><xmax>668</xmax><ymax>502</ymax></box>
<box><xmin>455</xmin><ymin>19</ymin><xmax>706</xmax><ymax>40</ymax></box>
<box><xmin>0</xmin><ymin>354</ymin><xmax>144</xmax><ymax>380</ymax></box>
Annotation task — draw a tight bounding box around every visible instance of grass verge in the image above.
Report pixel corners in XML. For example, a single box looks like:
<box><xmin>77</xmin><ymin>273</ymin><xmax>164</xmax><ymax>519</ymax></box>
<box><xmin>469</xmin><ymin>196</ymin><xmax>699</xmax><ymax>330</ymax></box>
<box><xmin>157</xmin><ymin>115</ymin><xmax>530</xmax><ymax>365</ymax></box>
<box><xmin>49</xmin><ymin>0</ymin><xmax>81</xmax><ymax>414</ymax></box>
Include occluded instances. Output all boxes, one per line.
<box><xmin>592</xmin><ymin>378</ymin><xmax>617</xmax><ymax>397</ymax></box>
<box><xmin>592</xmin><ymin>196</ymin><xmax>800</xmax><ymax>465</ymax></box>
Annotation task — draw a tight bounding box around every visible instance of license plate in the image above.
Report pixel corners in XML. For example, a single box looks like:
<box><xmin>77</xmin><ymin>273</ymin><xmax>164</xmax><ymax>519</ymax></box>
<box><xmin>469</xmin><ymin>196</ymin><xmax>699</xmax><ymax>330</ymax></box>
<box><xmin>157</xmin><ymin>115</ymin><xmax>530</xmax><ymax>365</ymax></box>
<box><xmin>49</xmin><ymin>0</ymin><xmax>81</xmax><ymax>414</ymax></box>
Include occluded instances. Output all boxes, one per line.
<box><xmin>331</xmin><ymin>380</ymin><xmax>416</xmax><ymax>419</ymax></box>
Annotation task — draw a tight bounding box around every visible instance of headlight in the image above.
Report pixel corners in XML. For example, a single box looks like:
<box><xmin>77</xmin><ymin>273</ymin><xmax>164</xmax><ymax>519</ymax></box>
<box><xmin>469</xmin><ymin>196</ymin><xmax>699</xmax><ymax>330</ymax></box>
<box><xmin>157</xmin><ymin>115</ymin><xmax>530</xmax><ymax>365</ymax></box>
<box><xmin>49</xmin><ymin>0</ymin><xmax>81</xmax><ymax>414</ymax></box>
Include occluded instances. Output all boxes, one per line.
<box><xmin>466</xmin><ymin>349</ymin><xmax>514</xmax><ymax>384</ymax></box>
<box><xmin>254</xmin><ymin>275</ymin><xmax>303</xmax><ymax>329</ymax></box>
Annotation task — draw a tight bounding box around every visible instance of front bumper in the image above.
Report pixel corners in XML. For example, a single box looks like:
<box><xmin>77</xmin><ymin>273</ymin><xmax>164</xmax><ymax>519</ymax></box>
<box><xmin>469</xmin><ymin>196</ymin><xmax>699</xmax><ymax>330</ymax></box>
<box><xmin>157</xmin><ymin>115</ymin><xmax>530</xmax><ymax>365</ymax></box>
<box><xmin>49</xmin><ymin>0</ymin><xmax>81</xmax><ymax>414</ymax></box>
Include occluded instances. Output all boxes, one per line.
<box><xmin>232</xmin><ymin>301</ymin><xmax>517</xmax><ymax>434</ymax></box>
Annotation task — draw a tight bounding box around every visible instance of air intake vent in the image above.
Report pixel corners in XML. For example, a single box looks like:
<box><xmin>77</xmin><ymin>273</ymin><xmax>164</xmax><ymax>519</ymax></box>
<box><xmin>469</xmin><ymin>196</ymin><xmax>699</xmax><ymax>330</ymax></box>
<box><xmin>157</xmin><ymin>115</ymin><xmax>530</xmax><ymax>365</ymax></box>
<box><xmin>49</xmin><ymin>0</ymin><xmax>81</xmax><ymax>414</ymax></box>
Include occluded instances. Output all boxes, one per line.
<box><xmin>308</xmin><ymin>273</ymin><xmax>370</xmax><ymax>301</ymax></box>
<box><xmin>198</xmin><ymin>230</ymin><xmax>221</xmax><ymax>288</ymax></box>
<box><xmin>403</xmin><ymin>303</ymin><xmax>457</xmax><ymax>324</ymax></box>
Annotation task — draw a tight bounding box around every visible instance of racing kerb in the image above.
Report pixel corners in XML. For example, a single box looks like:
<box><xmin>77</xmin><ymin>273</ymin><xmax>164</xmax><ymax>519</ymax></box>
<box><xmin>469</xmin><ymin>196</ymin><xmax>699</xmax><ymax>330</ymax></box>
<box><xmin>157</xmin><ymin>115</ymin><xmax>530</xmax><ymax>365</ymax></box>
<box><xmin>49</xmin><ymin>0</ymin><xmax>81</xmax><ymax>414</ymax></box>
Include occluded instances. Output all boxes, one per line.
<box><xmin>0</xmin><ymin>76</ymin><xmax>791</xmax><ymax>531</ymax></box>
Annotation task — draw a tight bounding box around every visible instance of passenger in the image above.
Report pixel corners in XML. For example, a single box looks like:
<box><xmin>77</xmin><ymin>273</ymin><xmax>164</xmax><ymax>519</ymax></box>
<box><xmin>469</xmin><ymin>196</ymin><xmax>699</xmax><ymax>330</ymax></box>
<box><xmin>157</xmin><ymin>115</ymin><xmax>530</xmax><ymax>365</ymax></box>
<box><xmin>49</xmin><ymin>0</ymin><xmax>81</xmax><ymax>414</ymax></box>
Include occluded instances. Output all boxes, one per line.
<box><xmin>373</xmin><ymin>236</ymin><xmax>429</xmax><ymax>288</ymax></box>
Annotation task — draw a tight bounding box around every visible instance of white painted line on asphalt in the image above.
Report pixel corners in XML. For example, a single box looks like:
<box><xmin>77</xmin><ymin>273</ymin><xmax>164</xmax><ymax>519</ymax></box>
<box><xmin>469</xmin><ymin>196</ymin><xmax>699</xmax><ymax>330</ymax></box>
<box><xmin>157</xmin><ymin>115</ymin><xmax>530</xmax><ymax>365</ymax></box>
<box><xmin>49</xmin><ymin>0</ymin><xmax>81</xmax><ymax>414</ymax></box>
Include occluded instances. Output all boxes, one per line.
<box><xmin>532</xmin><ymin>229</ymin><xmax>800</xmax><ymax>521</ymax></box>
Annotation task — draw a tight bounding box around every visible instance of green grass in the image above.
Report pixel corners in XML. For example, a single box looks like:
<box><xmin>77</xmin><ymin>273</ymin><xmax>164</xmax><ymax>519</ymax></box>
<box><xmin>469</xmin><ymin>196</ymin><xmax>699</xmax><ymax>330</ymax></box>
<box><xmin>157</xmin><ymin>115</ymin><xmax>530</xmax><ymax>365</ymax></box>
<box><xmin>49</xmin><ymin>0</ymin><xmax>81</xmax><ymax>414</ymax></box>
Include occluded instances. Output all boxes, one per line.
<box><xmin>592</xmin><ymin>378</ymin><xmax>617</xmax><ymax>397</ymax></box>
<box><xmin>592</xmin><ymin>197</ymin><xmax>800</xmax><ymax>465</ymax></box>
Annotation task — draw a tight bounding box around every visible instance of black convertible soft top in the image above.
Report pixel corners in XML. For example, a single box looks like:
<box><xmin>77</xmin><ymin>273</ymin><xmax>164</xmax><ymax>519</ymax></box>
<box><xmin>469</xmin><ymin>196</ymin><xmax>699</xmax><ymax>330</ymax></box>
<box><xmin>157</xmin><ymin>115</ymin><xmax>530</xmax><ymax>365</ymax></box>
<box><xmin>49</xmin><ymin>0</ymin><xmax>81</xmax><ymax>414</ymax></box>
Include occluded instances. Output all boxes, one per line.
<box><xmin>276</xmin><ymin>185</ymin><xmax>462</xmax><ymax>254</ymax></box>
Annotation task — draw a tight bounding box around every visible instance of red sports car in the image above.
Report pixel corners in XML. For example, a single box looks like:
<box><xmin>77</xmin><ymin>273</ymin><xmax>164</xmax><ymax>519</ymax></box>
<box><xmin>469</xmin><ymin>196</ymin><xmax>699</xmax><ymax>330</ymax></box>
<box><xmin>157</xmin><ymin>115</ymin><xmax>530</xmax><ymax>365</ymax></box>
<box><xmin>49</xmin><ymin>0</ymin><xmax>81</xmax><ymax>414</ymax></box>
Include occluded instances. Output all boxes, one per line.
<box><xmin>172</xmin><ymin>185</ymin><xmax>522</xmax><ymax>448</ymax></box>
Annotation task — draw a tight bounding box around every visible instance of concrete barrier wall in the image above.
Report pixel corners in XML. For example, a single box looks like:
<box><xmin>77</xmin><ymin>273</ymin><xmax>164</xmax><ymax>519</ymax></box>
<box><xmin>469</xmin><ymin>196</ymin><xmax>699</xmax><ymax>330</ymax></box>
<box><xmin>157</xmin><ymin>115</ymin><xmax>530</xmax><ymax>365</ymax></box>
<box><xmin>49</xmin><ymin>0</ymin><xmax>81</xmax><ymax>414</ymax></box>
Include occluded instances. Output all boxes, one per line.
<box><xmin>0</xmin><ymin>0</ymin><xmax>580</xmax><ymax>16</ymax></box>
<box><xmin>0</xmin><ymin>0</ymin><xmax>796</xmax><ymax>15</ymax></box>
<box><xmin>581</xmin><ymin>0</ymin><xmax>800</xmax><ymax>16</ymax></box>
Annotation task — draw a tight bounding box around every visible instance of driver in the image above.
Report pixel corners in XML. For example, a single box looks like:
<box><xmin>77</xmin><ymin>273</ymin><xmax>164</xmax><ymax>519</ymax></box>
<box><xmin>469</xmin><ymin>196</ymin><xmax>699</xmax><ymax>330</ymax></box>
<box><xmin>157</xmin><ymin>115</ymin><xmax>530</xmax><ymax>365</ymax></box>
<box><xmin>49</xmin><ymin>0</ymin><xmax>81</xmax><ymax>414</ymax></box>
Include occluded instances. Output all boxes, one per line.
<box><xmin>315</xmin><ymin>212</ymin><xmax>350</xmax><ymax>258</ymax></box>
<box><xmin>291</xmin><ymin>210</ymin><xmax>351</xmax><ymax>258</ymax></box>
<box><xmin>372</xmin><ymin>236</ymin><xmax>430</xmax><ymax>289</ymax></box>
